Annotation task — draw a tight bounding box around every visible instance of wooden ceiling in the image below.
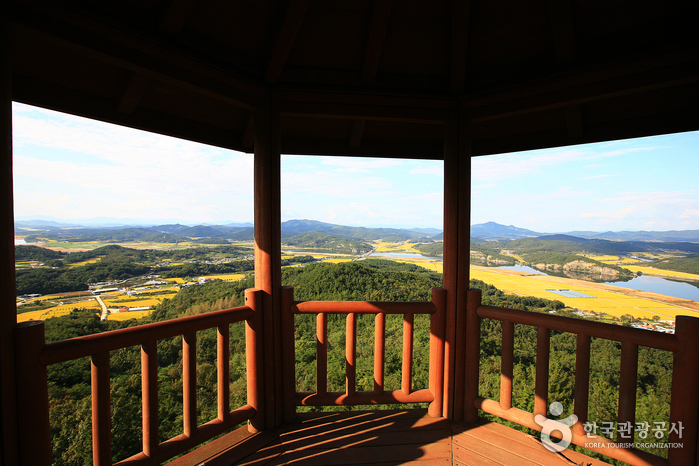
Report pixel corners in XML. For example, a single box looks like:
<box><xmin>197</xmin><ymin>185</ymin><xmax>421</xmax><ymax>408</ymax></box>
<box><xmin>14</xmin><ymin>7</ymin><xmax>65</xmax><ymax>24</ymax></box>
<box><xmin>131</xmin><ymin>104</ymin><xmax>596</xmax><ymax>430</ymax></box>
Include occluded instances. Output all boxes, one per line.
<box><xmin>7</xmin><ymin>0</ymin><xmax>699</xmax><ymax>159</ymax></box>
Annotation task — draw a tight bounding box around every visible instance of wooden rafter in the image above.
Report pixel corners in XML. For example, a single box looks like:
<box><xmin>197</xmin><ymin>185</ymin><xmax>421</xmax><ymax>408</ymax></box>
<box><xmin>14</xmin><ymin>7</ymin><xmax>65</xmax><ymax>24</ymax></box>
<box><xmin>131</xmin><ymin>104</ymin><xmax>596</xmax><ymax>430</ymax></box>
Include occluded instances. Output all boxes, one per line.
<box><xmin>547</xmin><ymin>0</ymin><xmax>575</xmax><ymax>63</ymax></box>
<box><xmin>352</xmin><ymin>0</ymin><xmax>392</xmax><ymax>149</ymax></box>
<box><xmin>159</xmin><ymin>0</ymin><xmax>196</xmax><ymax>35</ymax></box>
<box><xmin>265</xmin><ymin>0</ymin><xmax>311</xmax><ymax>83</ymax></box>
<box><xmin>565</xmin><ymin>104</ymin><xmax>583</xmax><ymax>139</ymax></box>
<box><xmin>349</xmin><ymin>119</ymin><xmax>366</xmax><ymax>149</ymax></box>
<box><xmin>466</xmin><ymin>53</ymin><xmax>699</xmax><ymax>122</ymax></box>
<box><xmin>242</xmin><ymin>112</ymin><xmax>255</xmax><ymax>151</ymax></box>
<box><xmin>362</xmin><ymin>0</ymin><xmax>392</xmax><ymax>86</ymax></box>
<box><xmin>115</xmin><ymin>72</ymin><xmax>150</xmax><ymax>114</ymax></box>
<box><xmin>451</xmin><ymin>0</ymin><xmax>471</xmax><ymax>94</ymax></box>
<box><xmin>10</xmin><ymin>5</ymin><xmax>267</xmax><ymax>110</ymax></box>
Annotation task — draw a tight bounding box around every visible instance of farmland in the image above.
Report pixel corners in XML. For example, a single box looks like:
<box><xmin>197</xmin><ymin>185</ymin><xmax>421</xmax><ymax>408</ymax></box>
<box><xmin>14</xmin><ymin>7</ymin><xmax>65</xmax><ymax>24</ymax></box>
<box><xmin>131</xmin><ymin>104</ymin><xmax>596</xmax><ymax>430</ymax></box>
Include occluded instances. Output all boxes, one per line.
<box><xmin>15</xmin><ymin>228</ymin><xmax>699</xmax><ymax>328</ymax></box>
<box><xmin>470</xmin><ymin>266</ymin><xmax>699</xmax><ymax>321</ymax></box>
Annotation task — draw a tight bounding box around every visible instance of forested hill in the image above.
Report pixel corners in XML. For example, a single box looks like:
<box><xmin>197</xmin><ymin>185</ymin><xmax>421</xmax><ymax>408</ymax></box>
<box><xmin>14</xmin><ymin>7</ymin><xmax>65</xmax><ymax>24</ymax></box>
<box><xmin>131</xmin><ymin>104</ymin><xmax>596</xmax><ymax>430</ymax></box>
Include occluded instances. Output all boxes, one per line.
<box><xmin>283</xmin><ymin>260</ymin><xmax>443</xmax><ymax>301</ymax></box>
<box><xmin>282</xmin><ymin>232</ymin><xmax>373</xmax><ymax>254</ymax></box>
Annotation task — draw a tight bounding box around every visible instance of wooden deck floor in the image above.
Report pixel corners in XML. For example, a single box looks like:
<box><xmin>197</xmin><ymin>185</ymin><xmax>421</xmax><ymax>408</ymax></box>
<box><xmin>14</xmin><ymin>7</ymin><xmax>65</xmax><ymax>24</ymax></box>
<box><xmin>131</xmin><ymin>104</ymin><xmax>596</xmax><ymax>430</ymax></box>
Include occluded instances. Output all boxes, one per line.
<box><xmin>177</xmin><ymin>409</ymin><xmax>612</xmax><ymax>466</ymax></box>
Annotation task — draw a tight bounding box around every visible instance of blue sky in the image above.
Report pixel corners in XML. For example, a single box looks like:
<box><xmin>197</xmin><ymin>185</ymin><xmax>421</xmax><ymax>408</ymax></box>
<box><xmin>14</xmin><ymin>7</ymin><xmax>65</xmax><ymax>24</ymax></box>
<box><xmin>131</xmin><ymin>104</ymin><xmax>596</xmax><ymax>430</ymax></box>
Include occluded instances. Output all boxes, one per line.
<box><xmin>12</xmin><ymin>103</ymin><xmax>699</xmax><ymax>232</ymax></box>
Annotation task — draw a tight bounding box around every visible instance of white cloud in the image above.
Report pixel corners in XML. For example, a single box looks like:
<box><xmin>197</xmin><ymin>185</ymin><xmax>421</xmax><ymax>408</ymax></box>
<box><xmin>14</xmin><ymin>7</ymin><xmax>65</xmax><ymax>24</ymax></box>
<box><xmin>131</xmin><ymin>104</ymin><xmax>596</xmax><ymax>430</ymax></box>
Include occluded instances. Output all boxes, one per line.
<box><xmin>12</xmin><ymin>104</ymin><xmax>254</xmax><ymax>222</ymax></box>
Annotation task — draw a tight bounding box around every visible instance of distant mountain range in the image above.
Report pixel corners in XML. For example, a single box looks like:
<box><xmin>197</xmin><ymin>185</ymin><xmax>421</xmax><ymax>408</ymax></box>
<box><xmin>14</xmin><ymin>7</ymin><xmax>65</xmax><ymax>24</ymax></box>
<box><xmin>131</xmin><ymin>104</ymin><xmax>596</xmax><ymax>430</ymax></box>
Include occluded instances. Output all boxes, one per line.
<box><xmin>15</xmin><ymin>218</ymin><xmax>442</xmax><ymax>243</ymax></box>
<box><xmin>15</xmin><ymin>217</ymin><xmax>699</xmax><ymax>244</ymax></box>
<box><xmin>469</xmin><ymin>221</ymin><xmax>699</xmax><ymax>242</ymax></box>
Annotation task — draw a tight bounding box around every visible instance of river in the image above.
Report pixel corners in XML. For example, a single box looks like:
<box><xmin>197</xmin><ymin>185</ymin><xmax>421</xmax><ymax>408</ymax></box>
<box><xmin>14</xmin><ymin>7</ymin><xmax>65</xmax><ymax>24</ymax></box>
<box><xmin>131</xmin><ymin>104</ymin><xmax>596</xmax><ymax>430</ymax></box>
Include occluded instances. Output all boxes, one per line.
<box><xmin>367</xmin><ymin>252</ymin><xmax>699</xmax><ymax>302</ymax></box>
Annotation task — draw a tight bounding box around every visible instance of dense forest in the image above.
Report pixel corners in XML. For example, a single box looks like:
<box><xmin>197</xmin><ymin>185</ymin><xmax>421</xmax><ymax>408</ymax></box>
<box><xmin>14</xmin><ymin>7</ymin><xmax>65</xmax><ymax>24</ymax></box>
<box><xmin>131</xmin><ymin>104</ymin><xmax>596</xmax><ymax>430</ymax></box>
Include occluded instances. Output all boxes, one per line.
<box><xmin>40</xmin><ymin>260</ymin><xmax>672</xmax><ymax>465</ymax></box>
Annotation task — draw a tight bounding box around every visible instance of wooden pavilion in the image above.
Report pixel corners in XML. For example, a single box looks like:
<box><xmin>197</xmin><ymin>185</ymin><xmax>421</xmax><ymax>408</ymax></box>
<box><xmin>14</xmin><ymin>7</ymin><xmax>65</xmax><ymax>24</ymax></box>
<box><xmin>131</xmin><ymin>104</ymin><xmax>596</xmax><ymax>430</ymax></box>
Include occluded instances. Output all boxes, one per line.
<box><xmin>2</xmin><ymin>1</ymin><xmax>699</xmax><ymax>464</ymax></box>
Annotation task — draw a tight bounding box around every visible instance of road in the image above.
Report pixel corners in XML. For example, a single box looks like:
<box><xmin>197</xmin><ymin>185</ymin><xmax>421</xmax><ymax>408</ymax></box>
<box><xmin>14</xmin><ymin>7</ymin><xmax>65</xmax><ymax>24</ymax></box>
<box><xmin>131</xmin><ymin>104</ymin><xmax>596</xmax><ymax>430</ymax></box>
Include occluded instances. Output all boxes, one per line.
<box><xmin>96</xmin><ymin>296</ymin><xmax>108</xmax><ymax>321</ymax></box>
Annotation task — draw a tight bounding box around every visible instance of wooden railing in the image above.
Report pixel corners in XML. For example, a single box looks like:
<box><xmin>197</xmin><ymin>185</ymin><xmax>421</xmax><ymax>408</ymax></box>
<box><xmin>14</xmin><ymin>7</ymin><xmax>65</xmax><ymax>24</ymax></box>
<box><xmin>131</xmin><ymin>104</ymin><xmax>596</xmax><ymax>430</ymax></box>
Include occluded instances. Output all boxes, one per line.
<box><xmin>464</xmin><ymin>288</ymin><xmax>699</xmax><ymax>466</ymax></box>
<box><xmin>280</xmin><ymin>286</ymin><xmax>447</xmax><ymax>422</ymax></box>
<box><xmin>14</xmin><ymin>289</ymin><xmax>265</xmax><ymax>466</ymax></box>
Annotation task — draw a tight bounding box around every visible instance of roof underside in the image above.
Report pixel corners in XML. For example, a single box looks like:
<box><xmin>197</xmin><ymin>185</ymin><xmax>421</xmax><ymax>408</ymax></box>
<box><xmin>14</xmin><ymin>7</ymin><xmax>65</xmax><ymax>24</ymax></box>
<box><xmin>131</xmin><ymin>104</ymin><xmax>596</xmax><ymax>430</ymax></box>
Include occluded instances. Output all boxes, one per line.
<box><xmin>8</xmin><ymin>0</ymin><xmax>699</xmax><ymax>159</ymax></box>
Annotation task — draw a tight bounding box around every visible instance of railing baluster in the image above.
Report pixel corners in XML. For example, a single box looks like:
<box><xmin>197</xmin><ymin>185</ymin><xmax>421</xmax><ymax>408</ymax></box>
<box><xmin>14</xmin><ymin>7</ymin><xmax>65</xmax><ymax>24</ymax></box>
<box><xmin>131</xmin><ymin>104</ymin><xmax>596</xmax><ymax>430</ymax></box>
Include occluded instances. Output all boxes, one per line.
<box><xmin>317</xmin><ymin>313</ymin><xmax>327</xmax><ymax>395</ymax></box>
<box><xmin>402</xmin><ymin>313</ymin><xmax>414</xmax><ymax>395</ymax></box>
<box><xmin>500</xmin><ymin>320</ymin><xmax>514</xmax><ymax>410</ymax></box>
<box><xmin>92</xmin><ymin>351</ymin><xmax>112</xmax><ymax>466</ymax></box>
<box><xmin>374</xmin><ymin>312</ymin><xmax>385</xmax><ymax>395</ymax></box>
<box><xmin>618</xmin><ymin>341</ymin><xmax>638</xmax><ymax>442</ymax></box>
<box><xmin>574</xmin><ymin>334</ymin><xmax>590</xmax><ymax>436</ymax></box>
<box><xmin>183</xmin><ymin>332</ymin><xmax>197</xmax><ymax>437</ymax></box>
<box><xmin>534</xmin><ymin>327</ymin><xmax>550</xmax><ymax>417</ymax></box>
<box><xmin>217</xmin><ymin>325</ymin><xmax>230</xmax><ymax>422</ymax></box>
<box><xmin>141</xmin><ymin>339</ymin><xmax>158</xmax><ymax>457</ymax></box>
<box><xmin>346</xmin><ymin>313</ymin><xmax>357</xmax><ymax>396</ymax></box>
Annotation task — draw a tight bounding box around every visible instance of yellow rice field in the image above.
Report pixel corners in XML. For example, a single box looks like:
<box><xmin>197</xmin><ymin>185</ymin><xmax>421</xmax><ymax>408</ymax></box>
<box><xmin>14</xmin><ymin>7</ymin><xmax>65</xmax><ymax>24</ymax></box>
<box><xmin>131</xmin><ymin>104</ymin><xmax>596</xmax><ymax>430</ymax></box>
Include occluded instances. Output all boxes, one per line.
<box><xmin>104</xmin><ymin>298</ymin><xmax>163</xmax><ymax>308</ymax></box>
<box><xmin>18</xmin><ymin>299</ymin><xmax>102</xmax><ymax>322</ymax></box>
<box><xmin>164</xmin><ymin>277</ymin><xmax>187</xmax><ymax>284</ymax></box>
<box><xmin>374</xmin><ymin>241</ymin><xmax>422</xmax><ymax>254</ymax></box>
<box><xmin>323</xmin><ymin>258</ymin><xmax>354</xmax><ymax>263</ymax></box>
<box><xmin>469</xmin><ymin>267</ymin><xmax>698</xmax><ymax>320</ymax></box>
<box><xmin>68</xmin><ymin>258</ymin><xmax>102</xmax><ymax>267</ymax></box>
<box><xmin>200</xmin><ymin>273</ymin><xmax>247</xmax><ymax>282</ymax></box>
<box><xmin>623</xmin><ymin>265</ymin><xmax>699</xmax><ymax>281</ymax></box>
<box><xmin>107</xmin><ymin>310</ymin><xmax>153</xmax><ymax>320</ymax></box>
<box><xmin>585</xmin><ymin>254</ymin><xmax>643</xmax><ymax>265</ymax></box>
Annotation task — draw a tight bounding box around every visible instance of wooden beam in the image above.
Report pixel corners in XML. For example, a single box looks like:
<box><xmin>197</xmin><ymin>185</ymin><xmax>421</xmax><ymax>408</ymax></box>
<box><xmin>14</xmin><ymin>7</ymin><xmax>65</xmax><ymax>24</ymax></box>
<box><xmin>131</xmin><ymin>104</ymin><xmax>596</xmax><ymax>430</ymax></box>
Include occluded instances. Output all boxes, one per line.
<box><xmin>564</xmin><ymin>103</ymin><xmax>583</xmax><ymax>139</ymax></box>
<box><xmin>242</xmin><ymin>112</ymin><xmax>255</xmax><ymax>151</ymax></box>
<box><xmin>0</xmin><ymin>14</ymin><xmax>19</xmax><ymax>464</ymax></box>
<box><xmin>281</xmin><ymin>137</ymin><xmax>443</xmax><ymax>159</ymax></box>
<box><xmin>279</xmin><ymin>101</ymin><xmax>447</xmax><ymax>124</ymax></box>
<box><xmin>10</xmin><ymin>5</ymin><xmax>267</xmax><ymax>110</ymax></box>
<box><xmin>13</xmin><ymin>74</ymin><xmax>244</xmax><ymax>153</ymax></box>
<box><xmin>547</xmin><ymin>0</ymin><xmax>575</xmax><ymax>63</ymax></box>
<box><xmin>362</xmin><ymin>0</ymin><xmax>392</xmax><ymax>86</ymax></box>
<box><xmin>349</xmin><ymin>119</ymin><xmax>365</xmax><ymax>148</ymax></box>
<box><xmin>160</xmin><ymin>0</ymin><xmax>196</xmax><ymax>35</ymax></box>
<box><xmin>451</xmin><ymin>0</ymin><xmax>471</xmax><ymax>94</ymax></box>
<box><xmin>115</xmin><ymin>72</ymin><xmax>150</xmax><ymax>114</ymax></box>
<box><xmin>265</xmin><ymin>0</ymin><xmax>311</xmax><ymax>83</ymax></box>
<box><xmin>466</xmin><ymin>56</ymin><xmax>699</xmax><ymax>122</ymax></box>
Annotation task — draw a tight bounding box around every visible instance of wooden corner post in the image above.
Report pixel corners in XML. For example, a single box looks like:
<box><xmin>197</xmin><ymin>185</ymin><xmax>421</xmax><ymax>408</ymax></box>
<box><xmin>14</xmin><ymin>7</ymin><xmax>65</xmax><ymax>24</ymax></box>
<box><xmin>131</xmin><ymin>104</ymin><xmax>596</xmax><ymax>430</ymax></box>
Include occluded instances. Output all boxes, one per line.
<box><xmin>254</xmin><ymin>98</ymin><xmax>283</xmax><ymax>428</ymax></box>
<box><xmin>1</xmin><ymin>15</ymin><xmax>20</xmax><ymax>464</ymax></box>
<box><xmin>668</xmin><ymin>315</ymin><xmax>699</xmax><ymax>465</ymax></box>
<box><xmin>442</xmin><ymin>107</ymin><xmax>472</xmax><ymax>420</ymax></box>
<box><xmin>14</xmin><ymin>321</ymin><xmax>51</xmax><ymax>465</ymax></box>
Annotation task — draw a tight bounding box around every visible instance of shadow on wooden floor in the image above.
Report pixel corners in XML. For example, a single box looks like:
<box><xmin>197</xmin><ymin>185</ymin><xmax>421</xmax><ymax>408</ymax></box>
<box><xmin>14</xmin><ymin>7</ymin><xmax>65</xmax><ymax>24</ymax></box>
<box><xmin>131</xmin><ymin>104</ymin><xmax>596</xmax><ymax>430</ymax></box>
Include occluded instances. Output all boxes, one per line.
<box><xmin>173</xmin><ymin>409</ymin><xmax>613</xmax><ymax>465</ymax></box>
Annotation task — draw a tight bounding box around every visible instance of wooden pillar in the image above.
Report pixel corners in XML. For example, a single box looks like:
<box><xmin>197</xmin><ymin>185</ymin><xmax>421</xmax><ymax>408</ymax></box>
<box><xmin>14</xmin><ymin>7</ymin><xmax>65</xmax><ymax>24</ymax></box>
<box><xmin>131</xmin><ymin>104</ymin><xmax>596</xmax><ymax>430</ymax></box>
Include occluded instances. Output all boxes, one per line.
<box><xmin>0</xmin><ymin>14</ymin><xmax>20</xmax><ymax>464</ymax></box>
<box><xmin>253</xmin><ymin>97</ymin><xmax>282</xmax><ymax>428</ymax></box>
<box><xmin>442</xmin><ymin>106</ymin><xmax>471</xmax><ymax>420</ymax></box>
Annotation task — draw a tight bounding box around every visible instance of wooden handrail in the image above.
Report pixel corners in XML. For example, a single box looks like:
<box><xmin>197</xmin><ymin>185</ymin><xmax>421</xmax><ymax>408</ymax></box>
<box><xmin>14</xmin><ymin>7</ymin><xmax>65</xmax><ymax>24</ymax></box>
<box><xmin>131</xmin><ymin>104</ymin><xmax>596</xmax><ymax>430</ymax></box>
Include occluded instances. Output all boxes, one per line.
<box><xmin>476</xmin><ymin>304</ymin><xmax>679</xmax><ymax>351</ymax></box>
<box><xmin>282</xmin><ymin>287</ymin><xmax>447</xmax><ymax>416</ymax></box>
<box><xmin>40</xmin><ymin>306</ymin><xmax>254</xmax><ymax>365</ymax></box>
<box><xmin>293</xmin><ymin>300</ymin><xmax>438</xmax><ymax>315</ymax></box>
<box><xmin>466</xmin><ymin>288</ymin><xmax>699</xmax><ymax>466</ymax></box>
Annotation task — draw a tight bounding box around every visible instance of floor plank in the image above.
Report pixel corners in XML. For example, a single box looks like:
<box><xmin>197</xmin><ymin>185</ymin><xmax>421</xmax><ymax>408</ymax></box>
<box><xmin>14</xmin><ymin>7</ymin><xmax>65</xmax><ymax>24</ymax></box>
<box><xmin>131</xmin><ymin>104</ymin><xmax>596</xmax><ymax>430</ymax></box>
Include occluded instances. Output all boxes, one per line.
<box><xmin>227</xmin><ymin>410</ymin><xmax>613</xmax><ymax>466</ymax></box>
